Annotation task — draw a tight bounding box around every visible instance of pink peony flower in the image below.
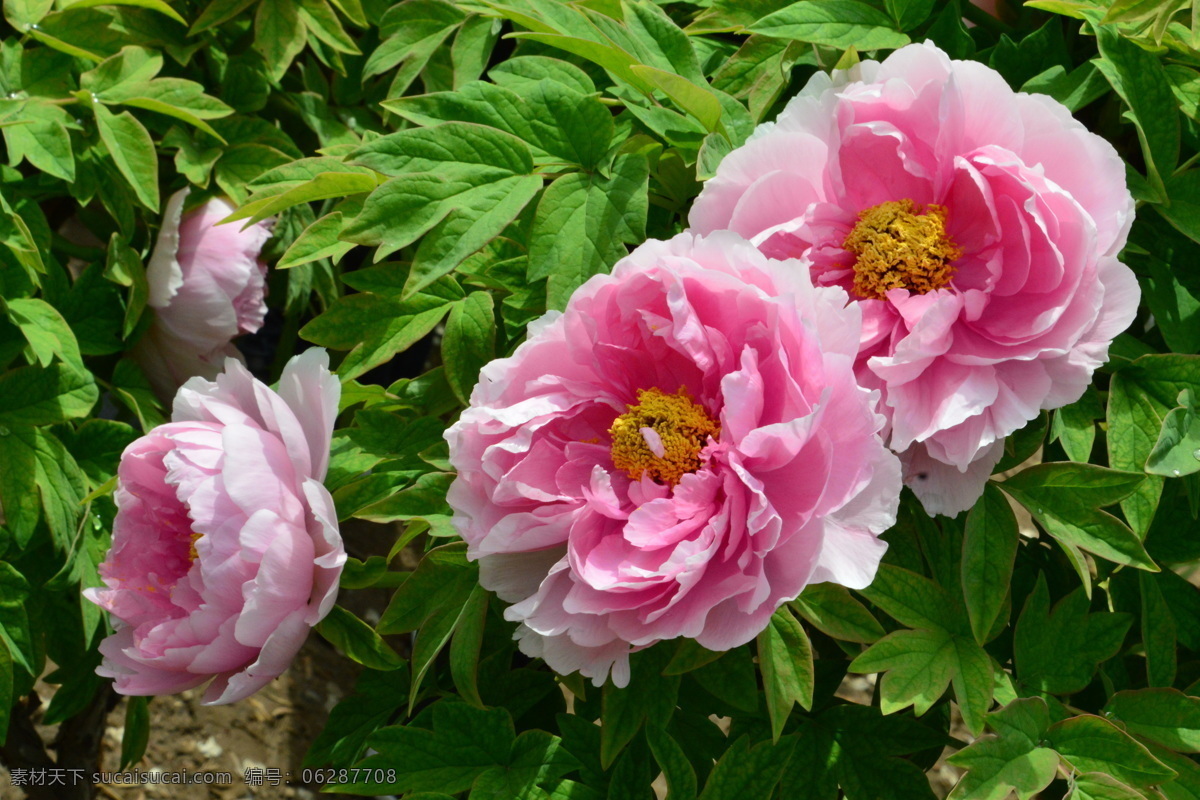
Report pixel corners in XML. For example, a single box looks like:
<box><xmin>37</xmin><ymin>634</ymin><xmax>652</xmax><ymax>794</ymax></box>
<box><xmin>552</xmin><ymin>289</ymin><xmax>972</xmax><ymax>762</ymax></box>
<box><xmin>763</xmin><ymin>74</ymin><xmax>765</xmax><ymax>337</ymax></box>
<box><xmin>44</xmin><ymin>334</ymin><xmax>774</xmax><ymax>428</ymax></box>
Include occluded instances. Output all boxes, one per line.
<box><xmin>135</xmin><ymin>188</ymin><xmax>273</xmax><ymax>399</ymax></box>
<box><xmin>446</xmin><ymin>232</ymin><xmax>900</xmax><ymax>686</ymax></box>
<box><xmin>84</xmin><ymin>349</ymin><xmax>345</xmax><ymax>705</ymax></box>
<box><xmin>689</xmin><ymin>42</ymin><xmax>1139</xmax><ymax>515</ymax></box>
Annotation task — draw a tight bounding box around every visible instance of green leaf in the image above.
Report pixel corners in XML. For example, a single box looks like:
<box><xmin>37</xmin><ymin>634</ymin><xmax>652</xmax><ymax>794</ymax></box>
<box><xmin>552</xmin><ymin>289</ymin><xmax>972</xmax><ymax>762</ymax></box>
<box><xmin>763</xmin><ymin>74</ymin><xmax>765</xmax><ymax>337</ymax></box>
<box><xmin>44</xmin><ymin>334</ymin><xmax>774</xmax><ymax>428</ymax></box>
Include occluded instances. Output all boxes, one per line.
<box><xmin>278</xmin><ymin>207</ymin><xmax>357</xmax><ymax>270</ymax></box>
<box><xmin>442</xmin><ymin>291</ymin><xmax>495</xmax><ymax>406</ymax></box>
<box><xmin>1091</xmin><ymin>17</ymin><xmax>1179</xmax><ymax>191</ymax></box>
<box><xmin>1103</xmin><ymin>0</ymin><xmax>1169</xmax><ymax>24</ymax></box>
<box><xmin>696</xmin><ymin>735</ymin><xmax>796</xmax><ymax>800</ymax></box>
<box><xmin>351</xmin><ymin>121</ymin><xmax>532</xmax><ymax>179</ymax></box>
<box><xmin>79</xmin><ymin>45</ymin><xmax>161</xmax><ymax>94</ymax></box>
<box><xmin>601</xmin><ymin>646</ymin><xmax>680</xmax><ymax>769</ymax></box>
<box><xmin>1168</xmin><ymin>65</ymin><xmax>1200</xmax><ymax>122</ymax></box>
<box><xmin>301</xmin><ymin>289</ymin><xmax>458</xmax><ymax>382</ymax></box>
<box><xmin>800</xmin><ymin>703</ymin><xmax>947</xmax><ymax>798</ymax></box>
<box><xmin>647</xmin><ymin>724</ymin><xmax>697</xmax><ymax>800</ymax></box>
<box><xmin>0</xmin><ymin>363</ymin><xmax>97</xmax><ymax>426</ymax></box>
<box><xmin>851</xmin><ymin>628</ymin><xmax>955</xmax><ymax>716</ymax></box>
<box><xmin>376</xmin><ymin>543</ymin><xmax>478</xmax><ymax>710</ymax></box>
<box><xmin>254</xmin><ymin>0</ymin><xmax>307</xmax><ymax>83</ymax></box>
<box><xmin>748</xmin><ymin>0</ymin><xmax>910</xmax><ymax>50</ymax></box>
<box><xmin>962</xmin><ymin>484</ymin><xmax>1019</xmax><ymax>645</ymax></box>
<box><xmin>1146</xmin><ymin>742</ymin><xmax>1200</xmax><ymax>800</ymax></box>
<box><xmin>988</xmin><ymin>20</ymin><xmax>1071</xmax><ymax>90</ymax></box>
<box><xmin>0</xmin><ymin>639</ymin><xmax>11</xmax><ymax>746</ymax></box>
<box><xmin>352</xmin><ymin>702</ymin><xmax>515</xmax><ymax>795</ymax></box>
<box><xmin>711</xmin><ymin>36</ymin><xmax>808</xmax><ymax>122</ymax></box>
<box><xmin>189</xmin><ymin>0</ymin><xmax>256</xmax><ymax>33</ymax></box>
<box><xmin>1109</xmin><ymin>373</ymin><xmax>1167</xmax><ymax>536</ymax></box>
<box><xmin>506</xmin><ymin>31</ymin><xmax>652</xmax><ymax>94</ymax></box>
<box><xmin>353</xmin><ymin>471</ymin><xmax>454</xmax><ymax>523</ymax></box>
<box><xmin>4</xmin><ymin>297</ymin><xmax>83</xmax><ymax>371</ymax></box>
<box><xmin>662</xmin><ymin>638</ymin><xmax>724</xmax><ymax>675</ymax></box>
<box><xmin>1022</xmin><ymin>62</ymin><xmax>1110</xmax><ymax>113</ymax></box>
<box><xmin>998</xmin><ymin>462</ymin><xmax>1154</xmax><ymax>571</ymax></box>
<box><xmin>758</xmin><ymin>606</ymin><xmax>814</xmax><ymax>742</ymax></box>
<box><xmin>1146</xmin><ymin>391</ymin><xmax>1200</xmax><ymax>478</ymax></box>
<box><xmin>886</xmin><ymin>0</ymin><xmax>935</xmax><ymax>29</ymax></box>
<box><xmin>1046</xmin><ymin>715</ymin><xmax>1175</xmax><ymax>787</ymax></box>
<box><xmin>0</xmin><ymin>562</ymin><xmax>33</xmax><ymax>675</ymax></box>
<box><xmin>1106</xmin><ymin>689</ymin><xmax>1200</xmax><ymax>753</ymax></box>
<box><xmin>93</xmin><ymin>103</ymin><xmax>158</xmax><ymax>211</ymax></box>
<box><xmin>105</xmin><ymin>233</ymin><xmax>148</xmax><ymax>337</ymax></box>
<box><xmin>1051</xmin><ymin>389</ymin><xmax>1103</xmax><ymax>463</ymax></box>
<box><xmin>528</xmin><ymin>152</ymin><xmax>649</xmax><ymax>310</ymax></box>
<box><xmin>691</xmin><ymin>646</ymin><xmax>758</xmax><ymax>713</ymax></box>
<box><xmin>472</xmin><ymin>730</ymin><xmax>581</xmax><ymax>800</ymax></box>
<box><xmin>3</xmin><ymin>0</ymin><xmax>53</xmax><ymax>26</ymax></box>
<box><xmin>952</xmin><ymin>636</ymin><xmax>997</xmax><ymax>738</ymax></box>
<box><xmin>305</xmin><ymin>668</ymin><xmax>409</xmax><ymax>769</ymax></box>
<box><xmin>316</xmin><ymin>605</ymin><xmax>405</xmax><ymax>671</ymax></box>
<box><xmin>448</xmin><ymin>584</ymin><xmax>488</xmax><ymax>707</ymax></box>
<box><xmin>2</xmin><ymin>104</ymin><xmax>74</xmax><ymax>181</ymax></box>
<box><xmin>1013</xmin><ymin>574</ymin><xmax>1132</xmax><ymax>695</ymax></box>
<box><xmin>33</xmin><ymin>428</ymin><xmax>87</xmax><ymax>550</ymax></box>
<box><xmin>344</xmin><ymin>125</ymin><xmax>540</xmax><ymax>296</ymax></box>
<box><xmin>364</xmin><ymin>0</ymin><xmax>465</xmax><ymax>79</ymax></box>
<box><xmin>858</xmin><ymin>563</ymin><xmax>963</xmax><ymax>633</ymax></box>
<box><xmin>994</xmin><ymin>412</ymin><xmax>1050</xmax><ymax>475</ymax></box>
<box><xmin>622</xmin><ymin>0</ymin><xmax>706</xmax><ymax>84</ymax></box>
<box><xmin>947</xmin><ymin>698</ymin><xmax>1059</xmax><ymax>800</ymax></box>
<box><xmin>629</xmin><ymin>64</ymin><xmax>722</xmax><ymax>132</ymax></box>
<box><xmin>231</xmin><ymin>171</ymin><xmax>377</xmax><ymax>226</ymax></box>
<box><xmin>451</xmin><ymin>14</ymin><xmax>501</xmax><ymax>88</ymax></box>
<box><xmin>1157</xmin><ymin>170</ymin><xmax>1200</xmax><ymax>253</ymax></box>
<box><xmin>299</xmin><ymin>0</ymin><xmax>360</xmax><ymax>54</ymax></box>
<box><xmin>696</xmin><ymin>132</ymin><xmax>732</xmax><ymax>181</ymax></box>
<box><xmin>110</xmin><ymin>358</ymin><xmax>164</xmax><ymax>431</ymax></box>
<box><xmin>378</xmin><ymin>544</ymin><xmax>474</xmax><ymax>635</ymax></box>
<box><xmin>383</xmin><ymin>83</ymin><xmax>615</xmax><ymax>171</ymax></box>
<box><xmin>101</xmin><ymin>79</ymin><xmax>234</xmax><ymax>141</ymax></box>
<box><xmin>0</xmin><ymin>426</ymin><xmax>37</xmax><ymax>546</ymax></box>
<box><xmin>1067</xmin><ymin>773</ymin><xmax>1152</xmax><ymax>800</ymax></box>
<box><xmin>60</xmin><ymin>0</ymin><xmax>184</xmax><ymax>23</ymax></box>
<box><xmin>1140</xmin><ymin>569</ymin><xmax>1177</xmax><ymax>687</ymax></box>
<box><xmin>0</xmin><ymin>194</ymin><xmax>44</xmax><ymax>278</ymax></box>
<box><xmin>791</xmin><ymin>583</ymin><xmax>884</xmax><ymax>644</ymax></box>
<box><xmin>119</xmin><ymin>696</ymin><xmax>150</xmax><ymax>769</ymax></box>
<box><xmin>489</xmin><ymin>55</ymin><xmax>596</xmax><ymax>95</ymax></box>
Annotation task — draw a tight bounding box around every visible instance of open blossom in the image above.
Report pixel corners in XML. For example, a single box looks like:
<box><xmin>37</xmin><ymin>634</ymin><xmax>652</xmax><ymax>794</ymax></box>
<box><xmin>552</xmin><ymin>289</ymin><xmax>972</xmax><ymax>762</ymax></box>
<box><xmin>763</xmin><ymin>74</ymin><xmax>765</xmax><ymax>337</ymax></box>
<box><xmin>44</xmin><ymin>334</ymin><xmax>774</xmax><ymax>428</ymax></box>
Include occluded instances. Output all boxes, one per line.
<box><xmin>689</xmin><ymin>42</ymin><xmax>1139</xmax><ymax>515</ymax></box>
<box><xmin>135</xmin><ymin>188</ymin><xmax>273</xmax><ymax>399</ymax></box>
<box><xmin>446</xmin><ymin>232</ymin><xmax>900</xmax><ymax>686</ymax></box>
<box><xmin>84</xmin><ymin>349</ymin><xmax>344</xmax><ymax>704</ymax></box>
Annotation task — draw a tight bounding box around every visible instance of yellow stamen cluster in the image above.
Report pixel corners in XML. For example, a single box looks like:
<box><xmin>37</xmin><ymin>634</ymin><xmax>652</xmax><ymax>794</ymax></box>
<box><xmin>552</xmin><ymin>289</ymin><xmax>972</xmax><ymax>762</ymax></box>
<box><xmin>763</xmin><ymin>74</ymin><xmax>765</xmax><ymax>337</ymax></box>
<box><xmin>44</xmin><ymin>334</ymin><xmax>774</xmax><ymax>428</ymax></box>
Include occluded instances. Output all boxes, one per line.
<box><xmin>609</xmin><ymin>388</ymin><xmax>720</xmax><ymax>486</ymax></box>
<box><xmin>188</xmin><ymin>531</ymin><xmax>202</xmax><ymax>561</ymax></box>
<box><xmin>843</xmin><ymin>199</ymin><xmax>962</xmax><ymax>300</ymax></box>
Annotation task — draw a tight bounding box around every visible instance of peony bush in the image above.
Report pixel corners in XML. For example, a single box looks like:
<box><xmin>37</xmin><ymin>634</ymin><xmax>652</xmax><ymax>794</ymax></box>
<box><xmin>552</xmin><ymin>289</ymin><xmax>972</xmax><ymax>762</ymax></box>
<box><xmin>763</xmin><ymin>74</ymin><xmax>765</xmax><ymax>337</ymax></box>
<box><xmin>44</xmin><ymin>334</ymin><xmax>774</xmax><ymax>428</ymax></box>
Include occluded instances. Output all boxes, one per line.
<box><xmin>4</xmin><ymin>1</ymin><xmax>1200</xmax><ymax>799</ymax></box>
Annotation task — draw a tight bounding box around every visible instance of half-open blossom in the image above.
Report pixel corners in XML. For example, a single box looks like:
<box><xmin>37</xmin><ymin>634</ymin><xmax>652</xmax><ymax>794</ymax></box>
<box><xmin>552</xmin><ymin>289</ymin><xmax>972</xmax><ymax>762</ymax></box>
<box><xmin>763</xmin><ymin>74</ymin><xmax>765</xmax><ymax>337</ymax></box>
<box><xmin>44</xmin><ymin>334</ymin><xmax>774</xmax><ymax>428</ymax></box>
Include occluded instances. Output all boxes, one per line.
<box><xmin>85</xmin><ymin>349</ymin><xmax>344</xmax><ymax>704</ymax></box>
<box><xmin>135</xmin><ymin>188</ymin><xmax>273</xmax><ymax>399</ymax></box>
<box><xmin>446</xmin><ymin>232</ymin><xmax>900</xmax><ymax>686</ymax></box>
<box><xmin>689</xmin><ymin>42</ymin><xmax>1139</xmax><ymax>515</ymax></box>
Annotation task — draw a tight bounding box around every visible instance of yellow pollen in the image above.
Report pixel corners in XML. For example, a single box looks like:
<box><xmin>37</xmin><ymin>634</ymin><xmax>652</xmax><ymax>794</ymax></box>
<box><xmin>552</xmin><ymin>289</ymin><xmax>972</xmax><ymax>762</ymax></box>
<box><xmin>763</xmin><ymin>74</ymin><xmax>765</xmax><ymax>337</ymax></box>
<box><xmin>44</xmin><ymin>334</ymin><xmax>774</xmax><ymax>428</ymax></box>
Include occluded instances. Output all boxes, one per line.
<box><xmin>188</xmin><ymin>532</ymin><xmax>202</xmax><ymax>561</ymax></box>
<box><xmin>609</xmin><ymin>388</ymin><xmax>720</xmax><ymax>487</ymax></box>
<box><xmin>843</xmin><ymin>199</ymin><xmax>962</xmax><ymax>300</ymax></box>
